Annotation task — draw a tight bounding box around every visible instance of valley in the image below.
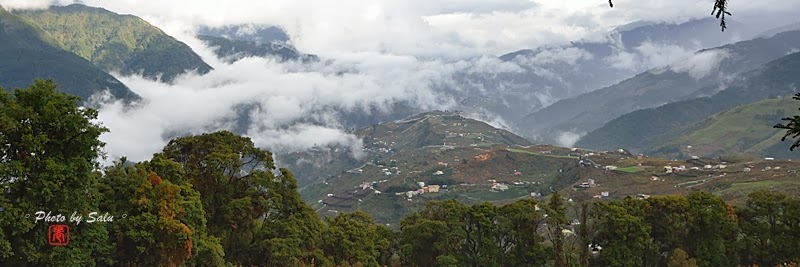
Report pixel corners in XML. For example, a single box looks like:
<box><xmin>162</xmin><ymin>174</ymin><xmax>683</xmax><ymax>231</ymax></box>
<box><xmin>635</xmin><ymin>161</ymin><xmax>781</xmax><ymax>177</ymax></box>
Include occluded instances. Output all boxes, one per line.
<box><xmin>3</xmin><ymin>1</ymin><xmax>800</xmax><ymax>265</ymax></box>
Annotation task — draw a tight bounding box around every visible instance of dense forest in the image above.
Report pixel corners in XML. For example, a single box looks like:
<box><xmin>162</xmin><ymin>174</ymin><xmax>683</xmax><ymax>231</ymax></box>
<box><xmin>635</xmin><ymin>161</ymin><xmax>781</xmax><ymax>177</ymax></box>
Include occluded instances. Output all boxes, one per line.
<box><xmin>1</xmin><ymin>80</ymin><xmax>799</xmax><ymax>267</ymax></box>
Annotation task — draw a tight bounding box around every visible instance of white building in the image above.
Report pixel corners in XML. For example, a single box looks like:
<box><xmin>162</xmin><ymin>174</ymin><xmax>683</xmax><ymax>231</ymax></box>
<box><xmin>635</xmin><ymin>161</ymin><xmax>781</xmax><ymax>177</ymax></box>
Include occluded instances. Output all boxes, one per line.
<box><xmin>491</xmin><ymin>184</ymin><xmax>509</xmax><ymax>191</ymax></box>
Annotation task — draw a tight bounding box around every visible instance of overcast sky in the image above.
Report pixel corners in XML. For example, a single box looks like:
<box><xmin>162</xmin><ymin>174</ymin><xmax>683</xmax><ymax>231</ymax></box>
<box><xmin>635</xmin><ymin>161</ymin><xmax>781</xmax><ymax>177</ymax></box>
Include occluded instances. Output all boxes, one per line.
<box><xmin>2</xmin><ymin>0</ymin><xmax>799</xmax><ymax>163</ymax></box>
<box><xmin>3</xmin><ymin>0</ymin><xmax>799</xmax><ymax>57</ymax></box>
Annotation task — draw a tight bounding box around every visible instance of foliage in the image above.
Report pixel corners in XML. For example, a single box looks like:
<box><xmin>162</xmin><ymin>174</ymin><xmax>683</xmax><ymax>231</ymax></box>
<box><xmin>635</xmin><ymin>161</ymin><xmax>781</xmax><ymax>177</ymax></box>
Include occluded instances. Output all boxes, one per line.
<box><xmin>99</xmin><ymin>163</ymin><xmax>225</xmax><ymax>267</ymax></box>
<box><xmin>0</xmin><ymin>80</ymin><xmax>112</xmax><ymax>266</ymax></box>
<box><xmin>13</xmin><ymin>4</ymin><xmax>212</xmax><ymax>82</ymax></box>
<box><xmin>322</xmin><ymin>211</ymin><xmax>392</xmax><ymax>267</ymax></box>
<box><xmin>590</xmin><ymin>198</ymin><xmax>655</xmax><ymax>267</ymax></box>
<box><xmin>546</xmin><ymin>192</ymin><xmax>570</xmax><ymax>267</ymax></box>
<box><xmin>667</xmin><ymin>248</ymin><xmax>698</xmax><ymax>267</ymax></box>
<box><xmin>737</xmin><ymin>190</ymin><xmax>800</xmax><ymax>266</ymax></box>
<box><xmin>399</xmin><ymin>199</ymin><xmax>548</xmax><ymax>267</ymax></box>
<box><xmin>774</xmin><ymin>93</ymin><xmax>800</xmax><ymax>150</ymax></box>
<box><xmin>4</xmin><ymin>80</ymin><xmax>800</xmax><ymax>266</ymax></box>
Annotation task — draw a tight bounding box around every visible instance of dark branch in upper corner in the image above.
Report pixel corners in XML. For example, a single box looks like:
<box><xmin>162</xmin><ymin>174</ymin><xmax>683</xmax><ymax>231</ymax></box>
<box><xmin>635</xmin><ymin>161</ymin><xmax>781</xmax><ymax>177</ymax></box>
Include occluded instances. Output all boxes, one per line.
<box><xmin>607</xmin><ymin>0</ymin><xmax>731</xmax><ymax>31</ymax></box>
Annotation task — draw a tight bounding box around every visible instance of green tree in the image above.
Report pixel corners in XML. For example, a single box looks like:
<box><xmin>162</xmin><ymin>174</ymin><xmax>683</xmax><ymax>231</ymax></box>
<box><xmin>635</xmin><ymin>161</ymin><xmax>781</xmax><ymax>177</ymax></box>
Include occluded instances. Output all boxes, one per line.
<box><xmin>738</xmin><ymin>190</ymin><xmax>800</xmax><ymax>266</ymax></box>
<box><xmin>590</xmin><ymin>199</ymin><xmax>654</xmax><ymax>267</ymax></box>
<box><xmin>322</xmin><ymin>211</ymin><xmax>391</xmax><ymax>267</ymax></box>
<box><xmin>644</xmin><ymin>196</ymin><xmax>691</xmax><ymax>266</ymax></box>
<box><xmin>575</xmin><ymin>202</ymin><xmax>595</xmax><ymax>267</ymax></box>
<box><xmin>399</xmin><ymin>200</ymin><xmax>466</xmax><ymax>267</ymax></box>
<box><xmin>775</xmin><ymin>93</ymin><xmax>800</xmax><ymax>150</ymax></box>
<box><xmin>545</xmin><ymin>192</ymin><xmax>570</xmax><ymax>267</ymax></box>
<box><xmin>686</xmin><ymin>192</ymin><xmax>739</xmax><ymax>267</ymax></box>
<box><xmin>154</xmin><ymin>131</ymin><xmax>325</xmax><ymax>265</ymax></box>
<box><xmin>99</xmin><ymin>160</ymin><xmax>225</xmax><ymax>267</ymax></box>
<box><xmin>667</xmin><ymin>248</ymin><xmax>698</xmax><ymax>267</ymax></box>
<box><xmin>0</xmin><ymin>80</ymin><xmax>112</xmax><ymax>266</ymax></box>
<box><xmin>497</xmin><ymin>199</ymin><xmax>549</xmax><ymax>267</ymax></box>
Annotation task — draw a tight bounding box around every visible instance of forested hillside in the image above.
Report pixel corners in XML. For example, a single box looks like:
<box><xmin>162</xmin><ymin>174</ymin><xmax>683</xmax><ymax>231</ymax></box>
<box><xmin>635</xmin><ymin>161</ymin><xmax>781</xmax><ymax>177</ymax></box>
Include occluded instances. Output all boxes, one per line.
<box><xmin>13</xmin><ymin>4</ymin><xmax>212</xmax><ymax>82</ymax></box>
<box><xmin>0</xmin><ymin>7</ymin><xmax>136</xmax><ymax>101</ymax></box>
<box><xmin>3</xmin><ymin>80</ymin><xmax>800</xmax><ymax>266</ymax></box>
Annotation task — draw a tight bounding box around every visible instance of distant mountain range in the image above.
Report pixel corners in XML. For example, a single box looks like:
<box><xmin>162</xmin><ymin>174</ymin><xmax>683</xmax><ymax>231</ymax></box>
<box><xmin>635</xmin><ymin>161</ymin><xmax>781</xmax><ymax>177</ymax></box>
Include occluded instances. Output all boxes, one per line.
<box><xmin>519</xmin><ymin>30</ymin><xmax>800</xmax><ymax>145</ymax></box>
<box><xmin>197</xmin><ymin>24</ymin><xmax>291</xmax><ymax>44</ymax></box>
<box><xmin>576</xmin><ymin>50</ymin><xmax>800</xmax><ymax>157</ymax></box>
<box><xmin>453</xmin><ymin>18</ymin><xmax>755</xmax><ymax>124</ymax></box>
<box><xmin>197</xmin><ymin>34</ymin><xmax>318</xmax><ymax>63</ymax></box>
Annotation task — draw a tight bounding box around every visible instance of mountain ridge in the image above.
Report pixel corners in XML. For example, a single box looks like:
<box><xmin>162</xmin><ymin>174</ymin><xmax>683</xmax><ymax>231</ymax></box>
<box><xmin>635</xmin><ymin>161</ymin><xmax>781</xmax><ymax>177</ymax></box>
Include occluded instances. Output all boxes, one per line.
<box><xmin>576</xmin><ymin>51</ymin><xmax>800</xmax><ymax>154</ymax></box>
<box><xmin>519</xmin><ymin>30</ymin><xmax>800</xmax><ymax>145</ymax></box>
<box><xmin>0</xmin><ymin>6</ymin><xmax>137</xmax><ymax>102</ymax></box>
<box><xmin>13</xmin><ymin>4</ymin><xmax>213</xmax><ymax>83</ymax></box>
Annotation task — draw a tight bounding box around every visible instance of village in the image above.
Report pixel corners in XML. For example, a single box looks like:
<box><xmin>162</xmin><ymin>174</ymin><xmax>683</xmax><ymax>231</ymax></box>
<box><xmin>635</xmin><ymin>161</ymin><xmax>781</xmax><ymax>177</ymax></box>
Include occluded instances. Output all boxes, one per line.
<box><xmin>299</xmin><ymin>112</ymin><xmax>800</xmax><ymax>224</ymax></box>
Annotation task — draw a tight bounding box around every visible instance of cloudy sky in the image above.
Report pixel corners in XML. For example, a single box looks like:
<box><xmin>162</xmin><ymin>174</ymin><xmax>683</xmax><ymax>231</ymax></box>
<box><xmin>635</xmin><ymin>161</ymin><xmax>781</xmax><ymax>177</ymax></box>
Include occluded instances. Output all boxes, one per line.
<box><xmin>1</xmin><ymin>0</ymin><xmax>799</xmax><ymax>163</ymax></box>
<box><xmin>4</xmin><ymin>0</ymin><xmax>799</xmax><ymax>57</ymax></box>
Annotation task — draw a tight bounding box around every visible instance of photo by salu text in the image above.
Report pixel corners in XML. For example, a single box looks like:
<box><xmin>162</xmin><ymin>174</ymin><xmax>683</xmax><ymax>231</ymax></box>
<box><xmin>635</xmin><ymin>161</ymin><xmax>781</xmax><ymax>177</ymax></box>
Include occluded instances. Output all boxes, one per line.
<box><xmin>28</xmin><ymin>211</ymin><xmax>126</xmax><ymax>225</ymax></box>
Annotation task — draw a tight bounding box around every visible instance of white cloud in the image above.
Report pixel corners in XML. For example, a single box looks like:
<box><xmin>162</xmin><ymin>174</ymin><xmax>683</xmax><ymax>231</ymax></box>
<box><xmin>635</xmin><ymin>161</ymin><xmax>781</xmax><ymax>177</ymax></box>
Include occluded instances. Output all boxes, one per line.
<box><xmin>0</xmin><ymin>0</ymin><xmax>51</xmax><ymax>9</ymax></box>
<box><xmin>556</xmin><ymin>131</ymin><xmax>582</xmax><ymax>148</ymax></box>
<box><xmin>605</xmin><ymin>41</ymin><xmax>730</xmax><ymax>79</ymax></box>
<box><xmin>94</xmin><ymin>37</ymin><xmax>530</xmax><ymax>164</ymax></box>
<box><xmin>4</xmin><ymin>0</ymin><xmax>799</xmax><ymax>163</ymax></box>
<box><xmin>670</xmin><ymin>49</ymin><xmax>730</xmax><ymax>79</ymax></box>
<box><xmin>5</xmin><ymin>0</ymin><xmax>796</xmax><ymax>58</ymax></box>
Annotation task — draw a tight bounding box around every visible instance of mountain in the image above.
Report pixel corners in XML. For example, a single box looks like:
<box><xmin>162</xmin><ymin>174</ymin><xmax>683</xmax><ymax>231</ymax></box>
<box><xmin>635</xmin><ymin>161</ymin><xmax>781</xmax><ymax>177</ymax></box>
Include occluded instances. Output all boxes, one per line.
<box><xmin>645</xmin><ymin>97</ymin><xmax>800</xmax><ymax>159</ymax></box>
<box><xmin>286</xmin><ymin>112</ymin><xmax>800</xmax><ymax>225</ymax></box>
<box><xmin>197</xmin><ymin>35</ymin><xmax>318</xmax><ymax>63</ymax></box>
<box><xmin>282</xmin><ymin>111</ymin><xmax>533</xmax><ymax>187</ymax></box>
<box><xmin>576</xmin><ymin>50</ymin><xmax>800</xmax><ymax>154</ymax></box>
<box><xmin>196</xmin><ymin>24</ymin><xmax>317</xmax><ymax>63</ymax></box>
<box><xmin>281</xmin><ymin>111</ymin><xmax>591</xmax><ymax>223</ymax></box>
<box><xmin>519</xmin><ymin>30</ymin><xmax>800</xmax><ymax>145</ymax></box>
<box><xmin>13</xmin><ymin>4</ymin><xmax>212</xmax><ymax>82</ymax></box>
<box><xmin>757</xmin><ymin>21</ymin><xmax>800</xmax><ymax>38</ymax></box>
<box><xmin>453</xmin><ymin>18</ymin><xmax>753</xmax><ymax>124</ymax></box>
<box><xmin>0</xmin><ymin>6</ymin><xmax>136</xmax><ymax>101</ymax></box>
<box><xmin>198</xmin><ymin>24</ymin><xmax>290</xmax><ymax>44</ymax></box>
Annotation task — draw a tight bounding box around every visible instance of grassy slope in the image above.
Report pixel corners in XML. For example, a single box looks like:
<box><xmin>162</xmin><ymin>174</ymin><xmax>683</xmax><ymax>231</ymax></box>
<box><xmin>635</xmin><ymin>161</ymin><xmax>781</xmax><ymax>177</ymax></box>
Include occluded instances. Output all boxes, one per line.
<box><xmin>578</xmin><ymin>50</ymin><xmax>800</xmax><ymax>152</ymax></box>
<box><xmin>14</xmin><ymin>4</ymin><xmax>212</xmax><ymax>82</ymax></box>
<box><xmin>0</xmin><ymin>7</ymin><xmax>137</xmax><ymax>101</ymax></box>
<box><xmin>652</xmin><ymin>97</ymin><xmax>796</xmax><ymax>158</ymax></box>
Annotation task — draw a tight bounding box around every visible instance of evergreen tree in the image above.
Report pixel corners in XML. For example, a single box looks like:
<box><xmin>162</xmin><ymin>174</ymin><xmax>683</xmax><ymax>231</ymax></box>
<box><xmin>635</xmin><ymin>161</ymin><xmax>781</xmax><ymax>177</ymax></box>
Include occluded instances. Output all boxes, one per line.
<box><xmin>0</xmin><ymin>80</ymin><xmax>112</xmax><ymax>266</ymax></box>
